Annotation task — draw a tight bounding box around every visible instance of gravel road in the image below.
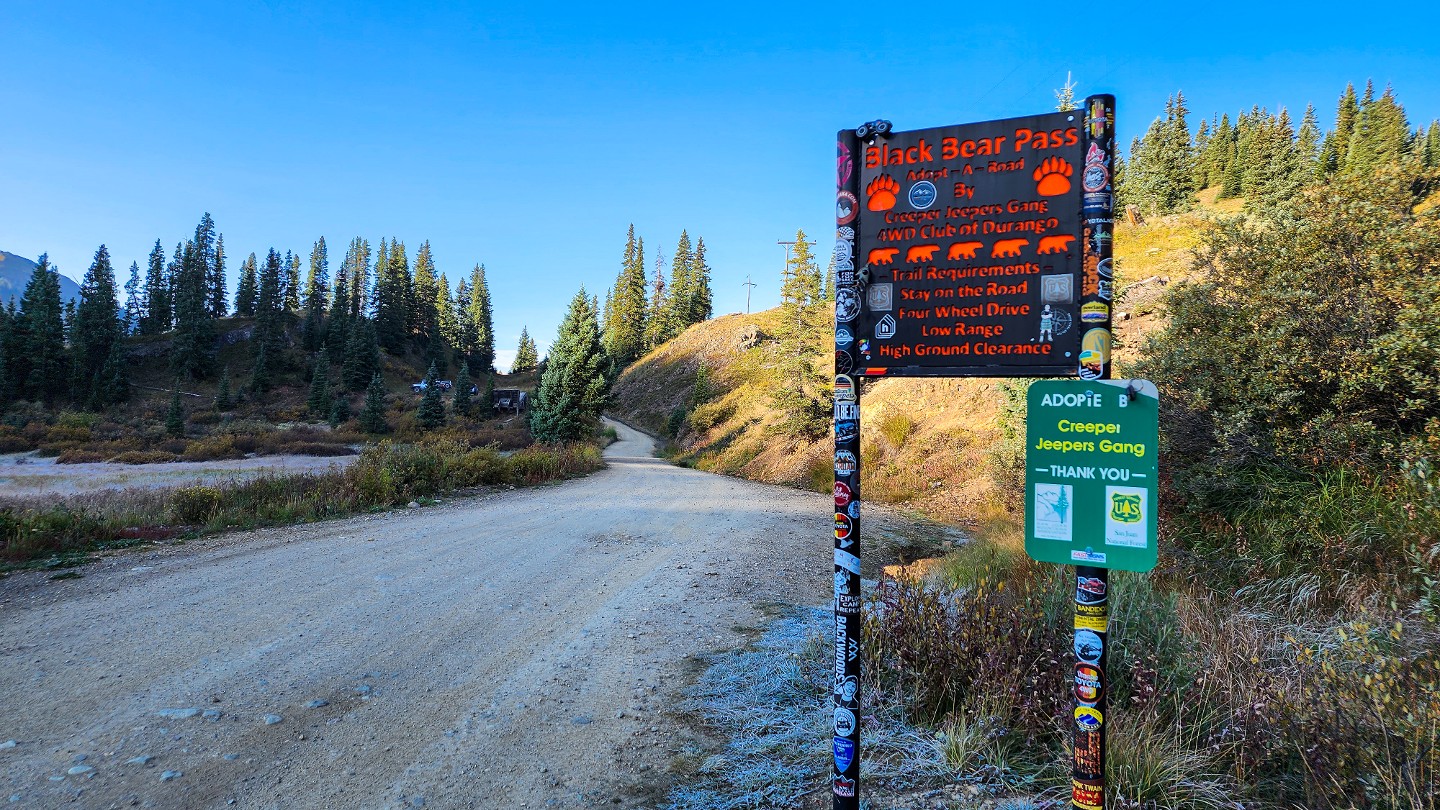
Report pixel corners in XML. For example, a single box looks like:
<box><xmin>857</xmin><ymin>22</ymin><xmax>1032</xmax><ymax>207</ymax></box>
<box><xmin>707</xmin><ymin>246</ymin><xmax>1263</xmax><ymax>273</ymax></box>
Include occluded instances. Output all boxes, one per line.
<box><xmin>0</xmin><ymin>421</ymin><xmax>830</xmax><ymax>809</ymax></box>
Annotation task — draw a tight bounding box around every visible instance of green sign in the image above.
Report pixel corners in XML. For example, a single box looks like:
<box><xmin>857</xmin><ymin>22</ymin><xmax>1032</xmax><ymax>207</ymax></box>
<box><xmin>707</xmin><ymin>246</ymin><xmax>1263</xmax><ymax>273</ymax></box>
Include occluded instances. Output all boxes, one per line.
<box><xmin>1024</xmin><ymin>379</ymin><xmax>1159</xmax><ymax>572</ymax></box>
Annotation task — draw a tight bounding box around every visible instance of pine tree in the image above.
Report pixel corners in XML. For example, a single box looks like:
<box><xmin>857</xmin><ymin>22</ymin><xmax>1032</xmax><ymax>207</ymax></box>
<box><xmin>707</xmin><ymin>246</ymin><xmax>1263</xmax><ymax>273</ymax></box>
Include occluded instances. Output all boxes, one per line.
<box><xmin>283</xmin><ymin>250</ymin><xmax>301</xmax><ymax>312</ymax></box>
<box><xmin>251</xmin><ymin>343</ymin><xmax>271</xmax><ymax>392</ymax></box>
<box><xmin>96</xmin><ymin>341</ymin><xmax>129</xmax><ymax>406</ymax></box>
<box><xmin>359</xmin><ymin>373</ymin><xmax>389</xmax><ymax>434</ymax></box>
<box><xmin>235</xmin><ymin>253</ymin><xmax>259</xmax><ymax>317</ymax></box>
<box><xmin>342</xmin><ymin>317</ymin><xmax>381</xmax><ymax>391</ymax></box>
<box><xmin>530</xmin><ymin>288</ymin><xmax>609</xmax><ymax>443</ymax></box>
<box><xmin>511</xmin><ymin>327</ymin><xmax>538</xmax><ymax>373</ymax></box>
<box><xmin>1425</xmin><ymin>121</ymin><xmax>1440</xmax><ymax>169</ymax></box>
<box><xmin>215</xmin><ymin>365</ymin><xmax>232</xmax><ymax>410</ymax></box>
<box><xmin>412</xmin><ymin>241</ymin><xmax>441</xmax><ymax>360</ymax></box>
<box><xmin>212</xmin><ymin>233</ymin><xmax>227</xmax><ymax>318</ymax></box>
<box><xmin>482</xmin><ymin>373</ymin><xmax>495</xmax><ymax>412</ymax></box>
<box><xmin>1322</xmin><ymin>82</ymin><xmax>1361</xmax><ymax>175</ymax></box>
<box><xmin>193</xmin><ymin>213</ymin><xmax>227</xmax><ymax>319</ymax></box>
<box><xmin>416</xmin><ymin>362</ymin><xmax>446</xmax><ymax>430</ymax></box>
<box><xmin>1346</xmin><ymin>83</ymin><xmax>1412</xmax><ymax>176</ymax></box>
<box><xmin>373</xmin><ymin>238</ymin><xmax>408</xmax><ymax>352</ymax></box>
<box><xmin>307</xmin><ymin>348</ymin><xmax>332</xmax><ymax>418</ymax></box>
<box><xmin>780</xmin><ymin>229</ymin><xmax>821</xmax><ymax>312</ymax></box>
<box><xmin>663</xmin><ymin>231</ymin><xmax>694</xmax><ymax>341</ymax></box>
<box><xmin>256</xmin><ymin>248</ymin><xmax>285</xmax><ymax>357</ymax></box>
<box><xmin>436</xmin><ymin>272</ymin><xmax>458</xmax><ymax>352</ymax></box>
<box><xmin>123</xmin><ymin>261</ymin><xmax>144</xmax><ymax>336</ymax></box>
<box><xmin>16</xmin><ymin>256</ymin><xmax>67</xmax><ymax>404</ymax></box>
<box><xmin>468</xmin><ymin>264</ymin><xmax>495</xmax><ymax>373</ymax></box>
<box><xmin>349</xmin><ymin>236</ymin><xmax>370</xmax><ymax>319</ymax></box>
<box><xmin>166</xmin><ymin>386</ymin><xmax>185</xmax><ymax>437</ymax></box>
<box><xmin>0</xmin><ymin>304</ymin><xmax>12</xmax><ymax>407</ymax></box>
<box><xmin>141</xmin><ymin>240</ymin><xmax>170</xmax><ymax>335</ymax></box>
<box><xmin>452</xmin><ymin>360</ymin><xmax>473</xmax><ymax>416</ymax></box>
<box><xmin>603</xmin><ymin>225</ymin><xmax>649</xmax><ymax>366</ymax></box>
<box><xmin>72</xmin><ymin>245</ymin><xmax>123</xmax><ymax>407</ymax></box>
<box><xmin>171</xmin><ymin>240</ymin><xmax>215</xmax><ymax>379</ymax></box>
<box><xmin>690</xmin><ymin>237</ymin><xmax>712</xmax><ymax>321</ymax></box>
<box><xmin>329</xmin><ymin>394</ymin><xmax>350</xmax><ymax>428</ymax></box>
<box><xmin>1193</xmin><ymin>118</ymin><xmax>1212</xmax><ymax>188</ymax></box>
<box><xmin>302</xmin><ymin>237</ymin><xmax>329</xmax><ymax>351</ymax></box>
<box><xmin>1297</xmin><ymin>103</ymin><xmax>1322</xmax><ymax>180</ymax></box>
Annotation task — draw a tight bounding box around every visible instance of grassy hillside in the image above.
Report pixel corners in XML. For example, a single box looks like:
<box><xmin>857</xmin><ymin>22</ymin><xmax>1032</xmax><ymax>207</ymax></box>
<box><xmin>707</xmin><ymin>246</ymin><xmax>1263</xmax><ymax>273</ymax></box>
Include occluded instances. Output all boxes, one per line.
<box><xmin>611</xmin><ymin>192</ymin><xmax>1216</xmax><ymax>529</ymax></box>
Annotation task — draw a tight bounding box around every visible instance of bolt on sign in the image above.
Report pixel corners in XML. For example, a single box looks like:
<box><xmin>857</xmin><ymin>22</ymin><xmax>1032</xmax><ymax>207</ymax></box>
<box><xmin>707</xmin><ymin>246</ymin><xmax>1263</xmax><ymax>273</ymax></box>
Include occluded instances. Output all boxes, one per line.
<box><xmin>845</xmin><ymin>100</ymin><xmax>1115</xmax><ymax>379</ymax></box>
<box><xmin>1024</xmin><ymin>379</ymin><xmax>1159</xmax><ymax>572</ymax></box>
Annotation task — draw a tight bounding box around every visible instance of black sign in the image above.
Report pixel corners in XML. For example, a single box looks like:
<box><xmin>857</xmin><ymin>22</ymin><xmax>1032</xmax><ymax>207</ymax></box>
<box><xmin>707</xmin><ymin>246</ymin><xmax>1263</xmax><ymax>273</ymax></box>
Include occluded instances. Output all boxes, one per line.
<box><xmin>840</xmin><ymin>99</ymin><xmax>1115</xmax><ymax>378</ymax></box>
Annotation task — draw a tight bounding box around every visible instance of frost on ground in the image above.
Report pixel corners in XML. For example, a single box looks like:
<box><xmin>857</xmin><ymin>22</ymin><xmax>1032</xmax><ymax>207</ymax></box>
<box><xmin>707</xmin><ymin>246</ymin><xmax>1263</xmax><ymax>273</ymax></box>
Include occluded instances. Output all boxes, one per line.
<box><xmin>666</xmin><ymin>606</ymin><xmax>955</xmax><ymax>810</ymax></box>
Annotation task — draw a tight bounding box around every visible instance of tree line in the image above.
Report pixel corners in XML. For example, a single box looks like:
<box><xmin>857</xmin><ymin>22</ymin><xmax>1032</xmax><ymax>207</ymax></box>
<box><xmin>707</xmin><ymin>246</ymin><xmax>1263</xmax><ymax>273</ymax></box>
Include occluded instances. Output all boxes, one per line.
<box><xmin>0</xmin><ymin>212</ymin><xmax>506</xmax><ymax>416</ymax></box>
<box><xmin>528</xmin><ymin>226</ymin><xmax>716</xmax><ymax>443</ymax></box>
<box><xmin>1121</xmin><ymin>80</ymin><xmax>1439</xmax><ymax>214</ymax></box>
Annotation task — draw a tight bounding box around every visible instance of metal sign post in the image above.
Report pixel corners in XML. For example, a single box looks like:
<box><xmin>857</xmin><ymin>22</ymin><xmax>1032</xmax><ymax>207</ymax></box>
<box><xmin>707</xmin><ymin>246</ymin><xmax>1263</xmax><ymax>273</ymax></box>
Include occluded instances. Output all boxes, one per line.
<box><xmin>831</xmin><ymin>127</ymin><xmax>864</xmax><ymax>809</ymax></box>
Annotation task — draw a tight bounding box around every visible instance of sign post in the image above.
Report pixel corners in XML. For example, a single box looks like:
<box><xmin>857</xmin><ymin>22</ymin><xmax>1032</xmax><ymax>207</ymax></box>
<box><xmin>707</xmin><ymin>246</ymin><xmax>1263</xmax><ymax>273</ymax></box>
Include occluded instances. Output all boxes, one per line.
<box><xmin>832</xmin><ymin>96</ymin><xmax>1121</xmax><ymax>809</ymax></box>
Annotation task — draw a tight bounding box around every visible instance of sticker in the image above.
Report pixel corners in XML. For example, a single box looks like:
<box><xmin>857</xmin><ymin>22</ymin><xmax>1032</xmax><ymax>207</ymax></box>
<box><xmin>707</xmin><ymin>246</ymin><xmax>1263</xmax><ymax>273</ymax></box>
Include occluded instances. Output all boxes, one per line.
<box><xmin>834</xmin><ymin>481</ymin><xmax>852</xmax><ymax>507</ymax></box>
<box><xmin>1097</xmin><ymin>279</ymin><xmax>1113</xmax><ymax>301</ymax></box>
<box><xmin>1080</xmin><ymin>302</ymin><xmax>1109</xmax><ymax>323</ymax></box>
<box><xmin>837</xmin><ymin>140</ymin><xmax>854</xmax><ymax>189</ymax></box>
<box><xmin>1088</xmin><ymin>97</ymin><xmax>1111</xmax><ymax>137</ymax></box>
<box><xmin>866</xmin><ymin>174</ymin><xmax>899</xmax><ymax>212</ymax></box>
<box><xmin>1078</xmin><ymin>328</ymin><xmax>1111</xmax><ymax>379</ymax></box>
<box><xmin>1073</xmin><ymin>778</ymin><xmax>1104</xmax><ymax>810</ymax></box>
<box><xmin>837</xmin><ymin>593</ymin><xmax>862</xmax><ymax>615</ymax></box>
<box><xmin>866</xmin><ymin>283</ymin><xmax>893</xmax><ymax>311</ymax></box>
<box><xmin>835</xmin><ymin>401</ymin><xmax>858</xmax><ymax>421</ymax></box>
<box><xmin>837</xmin><ymin>269</ymin><xmax>857</xmax><ymax>289</ymax></box>
<box><xmin>835</xmin><ymin>548</ymin><xmax>860</xmax><ymax>574</ymax></box>
<box><xmin>1085</xmin><ymin>142</ymin><xmax>1105</xmax><ymax>165</ymax></box>
<box><xmin>835</xmin><ymin>326</ymin><xmax>854</xmax><ymax>347</ymax></box>
<box><xmin>1032</xmin><ymin>483</ymin><xmax>1072</xmax><ymax>542</ymax></box>
<box><xmin>1083</xmin><ymin>191</ymin><xmax>1112</xmax><ymax>217</ymax></box>
<box><xmin>835</xmin><ymin>351</ymin><xmax>853</xmax><ymax>375</ymax></box>
<box><xmin>1089</xmin><ymin>228</ymin><xmax>1112</xmax><ymax>254</ymax></box>
<box><xmin>835</xmin><ymin>451</ymin><xmax>857</xmax><ymax>476</ymax></box>
<box><xmin>1075</xmin><ymin>729</ymin><xmax>1104</xmax><ymax>777</ymax></box>
<box><xmin>1074</xmin><ymin>663</ymin><xmax>1103</xmax><ymax>705</ymax></box>
<box><xmin>834</xmin><ymin>706</ymin><xmax>857</xmax><ymax>736</ymax></box>
<box><xmin>833</xmin><ymin>239</ymin><xmax>854</xmax><ymax>272</ymax></box>
<box><xmin>908</xmin><ymin>180</ymin><xmax>937</xmax><ymax>210</ymax></box>
<box><xmin>835</xmin><ymin>288</ymin><xmax>861</xmax><ymax>321</ymax></box>
<box><xmin>834</xmin><ymin>570</ymin><xmax>851</xmax><ymax>597</ymax></box>
<box><xmin>1071</xmin><ymin>549</ymin><xmax>1107</xmax><ymax>565</ymax></box>
<box><xmin>835</xmin><ymin>420</ymin><xmax>858</xmax><ymax>443</ymax></box>
<box><xmin>847</xmin><ymin>500</ymin><xmax>860</xmax><ymax>520</ymax></box>
<box><xmin>875</xmin><ymin>314</ymin><xmax>897</xmax><ymax>340</ymax></box>
<box><xmin>1076</xmin><ymin>602</ymin><xmax>1107</xmax><ymax>619</ymax></box>
<box><xmin>832</xmin><ymin>776</ymin><xmax>856</xmax><ymax>797</ymax></box>
<box><xmin>1105</xmin><ymin>486</ymin><xmax>1148</xmax><ymax>547</ymax></box>
<box><xmin>833</xmin><ymin>737</ymin><xmax>855</xmax><ymax>772</ymax></box>
<box><xmin>1097</xmin><ymin>257</ymin><xmax>1113</xmax><ymax>278</ymax></box>
<box><xmin>835</xmin><ymin>674</ymin><xmax>859</xmax><ymax>706</ymax></box>
<box><xmin>836</xmin><ymin>191</ymin><xmax>858</xmax><ymax>225</ymax></box>
<box><xmin>857</xmin><ymin>339</ymin><xmax>871</xmax><ymax>362</ymax></box>
<box><xmin>1038</xmin><ymin>304</ymin><xmax>1056</xmax><ymax>343</ymax></box>
<box><xmin>1076</xmin><ymin>576</ymin><xmax>1107</xmax><ymax>604</ymax></box>
<box><xmin>834</xmin><ymin>375</ymin><xmax>856</xmax><ymax>401</ymax></box>
<box><xmin>1075</xmin><ymin>614</ymin><xmax>1108</xmax><ymax>632</ymax></box>
<box><xmin>1075</xmin><ymin>706</ymin><xmax>1104</xmax><ymax>732</ymax></box>
<box><xmin>1040</xmin><ymin>274</ymin><xmax>1073</xmax><ymax>304</ymax></box>
<box><xmin>1074</xmin><ymin>629</ymin><xmax>1103</xmax><ymax>664</ymax></box>
<box><xmin>834</xmin><ymin>513</ymin><xmax>854</xmax><ymax>542</ymax></box>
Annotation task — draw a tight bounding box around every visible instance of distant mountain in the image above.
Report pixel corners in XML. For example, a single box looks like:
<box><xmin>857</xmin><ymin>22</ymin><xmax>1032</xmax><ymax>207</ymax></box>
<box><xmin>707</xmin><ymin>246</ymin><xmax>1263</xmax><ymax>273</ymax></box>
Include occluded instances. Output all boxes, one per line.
<box><xmin>0</xmin><ymin>251</ymin><xmax>82</xmax><ymax>306</ymax></box>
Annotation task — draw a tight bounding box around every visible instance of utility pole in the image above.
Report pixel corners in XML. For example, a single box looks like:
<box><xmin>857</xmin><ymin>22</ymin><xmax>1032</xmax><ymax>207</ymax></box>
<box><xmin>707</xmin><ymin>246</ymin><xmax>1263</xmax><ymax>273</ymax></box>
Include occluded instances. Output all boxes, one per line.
<box><xmin>777</xmin><ymin>237</ymin><xmax>815</xmax><ymax>329</ymax></box>
<box><xmin>742</xmin><ymin>275</ymin><xmax>756</xmax><ymax>314</ymax></box>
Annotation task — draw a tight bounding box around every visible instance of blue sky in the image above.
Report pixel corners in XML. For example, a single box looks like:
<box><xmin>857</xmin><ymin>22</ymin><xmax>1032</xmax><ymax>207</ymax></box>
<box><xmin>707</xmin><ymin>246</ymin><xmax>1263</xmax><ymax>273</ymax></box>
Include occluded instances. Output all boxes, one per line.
<box><xmin>4</xmin><ymin>1</ymin><xmax>1438</xmax><ymax>369</ymax></box>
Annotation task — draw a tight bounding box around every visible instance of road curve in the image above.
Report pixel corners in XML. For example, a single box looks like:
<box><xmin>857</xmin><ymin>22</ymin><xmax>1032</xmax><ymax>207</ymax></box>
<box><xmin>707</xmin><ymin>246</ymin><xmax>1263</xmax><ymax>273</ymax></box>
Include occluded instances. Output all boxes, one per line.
<box><xmin>0</xmin><ymin>420</ymin><xmax>828</xmax><ymax>809</ymax></box>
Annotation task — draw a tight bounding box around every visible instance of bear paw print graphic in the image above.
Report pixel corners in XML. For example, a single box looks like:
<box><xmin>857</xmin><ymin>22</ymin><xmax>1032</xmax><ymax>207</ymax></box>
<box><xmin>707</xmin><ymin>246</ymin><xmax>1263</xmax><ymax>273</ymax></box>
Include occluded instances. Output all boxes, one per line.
<box><xmin>1033</xmin><ymin>156</ymin><xmax>1073</xmax><ymax>196</ymax></box>
<box><xmin>866</xmin><ymin>174</ymin><xmax>900</xmax><ymax>211</ymax></box>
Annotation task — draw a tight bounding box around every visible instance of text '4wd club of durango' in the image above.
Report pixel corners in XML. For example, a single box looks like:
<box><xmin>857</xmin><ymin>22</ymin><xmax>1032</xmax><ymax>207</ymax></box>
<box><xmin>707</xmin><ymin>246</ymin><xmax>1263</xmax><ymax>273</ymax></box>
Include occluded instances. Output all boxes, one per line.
<box><xmin>835</xmin><ymin>99</ymin><xmax>1115</xmax><ymax>379</ymax></box>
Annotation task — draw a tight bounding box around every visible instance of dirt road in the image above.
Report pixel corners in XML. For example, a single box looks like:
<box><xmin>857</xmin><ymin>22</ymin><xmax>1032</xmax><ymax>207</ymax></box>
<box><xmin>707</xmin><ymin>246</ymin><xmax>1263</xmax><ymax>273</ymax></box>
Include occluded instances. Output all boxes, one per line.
<box><xmin>0</xmin><ymin>421</ymin><xmax>829</xmax><ymax>809</ymax></box>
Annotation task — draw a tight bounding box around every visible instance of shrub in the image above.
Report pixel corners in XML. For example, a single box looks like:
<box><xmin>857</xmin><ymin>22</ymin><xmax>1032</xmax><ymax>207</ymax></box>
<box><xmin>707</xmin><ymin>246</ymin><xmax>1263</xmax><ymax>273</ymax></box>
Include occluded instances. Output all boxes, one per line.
<box><xmin>170</xmin><ymin>486</ymin><xmax>223</xmax><ymax>524</ymax></box>
<box><xmin>110</xmin><ymin>451</ymin><xmax>179</xmax><ymax>464</ymax></box>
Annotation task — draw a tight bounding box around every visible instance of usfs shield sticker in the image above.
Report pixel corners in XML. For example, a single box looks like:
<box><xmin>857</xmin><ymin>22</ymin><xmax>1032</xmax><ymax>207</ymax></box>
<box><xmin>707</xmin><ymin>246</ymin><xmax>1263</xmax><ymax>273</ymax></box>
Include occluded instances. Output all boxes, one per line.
<box><xmin>1104</xmin><ymin>486</ymin><xmax>1147</xmax><ymax>548</ymax></box>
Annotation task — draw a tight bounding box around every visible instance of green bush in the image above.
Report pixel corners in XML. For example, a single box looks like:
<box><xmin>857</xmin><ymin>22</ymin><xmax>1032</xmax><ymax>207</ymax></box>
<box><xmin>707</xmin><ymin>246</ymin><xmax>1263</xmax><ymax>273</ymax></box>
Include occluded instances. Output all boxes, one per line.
<box><xmin>170</xmin><ymin>486</ymin><xmax>223</xmax><ymax>524</ymax></box>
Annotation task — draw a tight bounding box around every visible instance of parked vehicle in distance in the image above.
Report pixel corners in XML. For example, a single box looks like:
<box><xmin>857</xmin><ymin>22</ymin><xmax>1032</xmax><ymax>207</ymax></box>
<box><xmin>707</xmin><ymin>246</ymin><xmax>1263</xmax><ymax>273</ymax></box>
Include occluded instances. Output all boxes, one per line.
<box><xmin>411</xmin><ymin>379</ymin><xmax>455</xmax><ymax>393</ymax></box>
<box><xmin>493</xmin><ymin>389</ymin><xmax>528</xmax><ymax>414</ymax></box>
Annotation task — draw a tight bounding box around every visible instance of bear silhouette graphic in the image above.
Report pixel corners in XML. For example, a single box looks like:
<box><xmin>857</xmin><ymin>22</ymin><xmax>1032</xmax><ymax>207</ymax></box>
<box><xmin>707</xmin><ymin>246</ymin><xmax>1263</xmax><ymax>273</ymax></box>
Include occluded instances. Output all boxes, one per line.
<box><xmin>905</xmin><ymin>244</ymin><xmax>940</xmax><ymax>263</ymax></box>
<box><xmin>1037</xmin><ymin>234</ymin><xmax>1076</xmax><ymax>254</ymax></box>
<box><xmin>948</xmin><ymin>241</ymin><xmax>983</xmax><ymax>260</ymax></box>
<box><xmin>867</xmin><ymin>247</ymin><xmax>899</xmax><ymax>265</ymax></box>
<box><xmin>990</xmin><ymin>238</ymin><xmax>1029</xmax><ymax>258</ymax></box>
